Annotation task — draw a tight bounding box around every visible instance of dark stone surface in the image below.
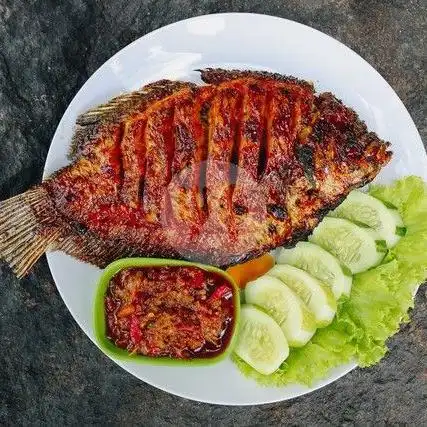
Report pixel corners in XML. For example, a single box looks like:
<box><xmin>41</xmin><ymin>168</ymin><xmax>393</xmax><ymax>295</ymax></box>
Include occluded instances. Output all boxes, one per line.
<box><xmin>0</xmin><ymin>0</ymin><xmax>426</xmax><ymax>424</ymax></box>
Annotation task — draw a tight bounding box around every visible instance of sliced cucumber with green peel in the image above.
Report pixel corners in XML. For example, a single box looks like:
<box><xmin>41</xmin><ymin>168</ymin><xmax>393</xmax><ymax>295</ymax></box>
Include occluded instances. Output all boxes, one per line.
<box><xmin>234</xmin><ymin>304</ymin><xmax>289</xmax><ymax>375</ymax></box>
<box><xmin>245</xmin><ymin>276</ymin><xmax>316</xmax><ymax>347</ymax></box>
<box><xmin>267</xmin><ymin>264</ymin><xmax>337</xmax><ymax>327</ymax></box>
<box><xmin>330</xmin><ymin>190</ymin><xmax>404</xmax><ymax>247</ymax></box>
<box><xmin>309</xmin><ymin>217</ymin><xmax>385</xmax><ymax>274</ymax></box>
<box><xmin>277</xmin><ymin>241</ymin><xmax>352</xmax><ymax>298</ymax></box>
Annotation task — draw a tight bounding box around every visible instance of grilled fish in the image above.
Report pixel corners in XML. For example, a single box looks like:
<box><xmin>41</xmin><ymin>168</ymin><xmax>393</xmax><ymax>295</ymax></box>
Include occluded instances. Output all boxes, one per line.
<box><xmin>0</xmin><ymin>69</ymin><xmax>392</xmax><ymax>277</ymax></box>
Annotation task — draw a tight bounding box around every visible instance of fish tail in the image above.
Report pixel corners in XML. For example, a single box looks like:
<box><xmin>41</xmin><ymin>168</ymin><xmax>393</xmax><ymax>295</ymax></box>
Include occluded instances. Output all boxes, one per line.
<box><xmin>0</xmin><ymin>186</ymin><xmax>61</xmax><ymax>278</ymax></box>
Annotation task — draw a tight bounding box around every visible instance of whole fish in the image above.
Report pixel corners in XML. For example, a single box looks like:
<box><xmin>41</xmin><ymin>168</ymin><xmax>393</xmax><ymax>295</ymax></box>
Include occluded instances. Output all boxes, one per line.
<box><xmin>0</xmin><ymin>69</ymin><xmax>391</xmax><ymax>277</ymax></box>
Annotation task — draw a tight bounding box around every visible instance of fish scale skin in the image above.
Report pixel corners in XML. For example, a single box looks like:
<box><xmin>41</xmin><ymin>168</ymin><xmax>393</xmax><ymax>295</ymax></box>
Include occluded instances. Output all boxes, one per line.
<box><xmin>6</xmin><ymin>70</ymin><xmax>392</xmax><ymax>272</ymax></box>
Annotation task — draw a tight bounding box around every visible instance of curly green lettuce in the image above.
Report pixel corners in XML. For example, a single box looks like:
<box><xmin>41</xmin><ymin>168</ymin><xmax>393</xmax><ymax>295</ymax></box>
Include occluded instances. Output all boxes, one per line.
<box><xmin>233</xmin><ymin>176</ymin><xmax>427</xmax><ymax>386</ymax></box>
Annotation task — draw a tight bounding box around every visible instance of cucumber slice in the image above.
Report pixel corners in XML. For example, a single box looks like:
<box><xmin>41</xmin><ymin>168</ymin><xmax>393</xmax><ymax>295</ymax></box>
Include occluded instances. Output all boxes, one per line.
<box><xmin>277</xmin><ymin>241</ymin><xmax>352</xmax><ymax>298</ymax></box>
<box><xmin>309</xmin><ymin>217</ymin><xmax>385</xmax><ymax>274</ymax></box>
<box><xmin>234</xmin><ymin>305</ymin><xmax>289</xmax><ymax>375</ymax></box>
<box><xmin>245</xmin><ymin>276</ymin><xmax>316</xmax><ymax>347</ymax></box>
<box><xmin>268</xmin><ymin>264</ymin><xmax>337</xmax><ymax>327</ymax></box>
<box><xmin>330</xmin><ymin>190</ymin><xmax>404</xmax><ymax>247</ymax></box>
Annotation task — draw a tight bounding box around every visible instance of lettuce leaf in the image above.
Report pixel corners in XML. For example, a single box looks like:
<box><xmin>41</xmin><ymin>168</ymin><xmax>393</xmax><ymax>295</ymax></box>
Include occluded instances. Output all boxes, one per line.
<box><xmin>233</xmin><ymin>176</ymin><xmax>427</xmax><ymax>386</ymax></box>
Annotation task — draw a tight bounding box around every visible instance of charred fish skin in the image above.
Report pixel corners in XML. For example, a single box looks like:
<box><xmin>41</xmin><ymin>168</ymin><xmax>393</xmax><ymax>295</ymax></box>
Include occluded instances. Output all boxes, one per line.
<box><xmin>0</xmin><ymin>69</ymin><xmax>392</xmax><ymax>277</ymax></box>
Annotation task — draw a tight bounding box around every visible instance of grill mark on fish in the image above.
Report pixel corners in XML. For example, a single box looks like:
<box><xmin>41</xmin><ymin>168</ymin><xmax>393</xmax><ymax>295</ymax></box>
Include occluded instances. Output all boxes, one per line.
<box><xmin>162</xmin><ymin>102</ymin><xmax>180</xmax><ymax>228</ymax></box>
<box><xmin>121</xmin><ymin>119</ymin><xmax>146</xmax><ymax>207</ymax></box>
<box><xmin>206</xmin><ymin>88</ymin><xmax>224</xmax><ymax>223</ymax></box>
<box><xmin>267</xmin><ymin>204</ymin><xmax>287</xmax><ymax>220</ymax></box>
<box><xmin>241</xmin><ymin>82</ymin><xmax>267</xmax><ymax>180</ymax></box>
<box><xmin>197</xmin><ymin>90</ymin><xmax>214</xmax><ymax>220</ymax></box>
<box><xmin>168</xmin><ymin>103</ymin><xmax>177</xmax><ymax>185</ymax></box>
<box><xmin>206</xmin><ymin>85</ymin><xmax>242</xmax><ymax>246</ymax></box>
<box><xmin>260</xmin><ymin>89</ymin><xmax>305</xmax><ymax>244</ymax></box>
<box><xmin>116</xmin><ymin>125</ymin><xmax>125</xmax><ymax>196</ymax></box>
<box><xmin>295</xmin><ymin>143</ymin><xmax>315</xmax><ymax>186</ymax></box>
<box><xmin>233</xmin><ymin>82</ymin><xmax>267</xmax><ymax>213</ymax></box>
<box><xmin>170</xmin><ymin>99</ymin><xmax>191</xmax><ymax>225</ymax></box>
<box><xmin>169</xmin><ymin>97</ymin><xmax>205</xmax><ymax>232</ymax></box>
<box><xmin>193</xmin><ymin>89</ymin><xmax>213</xmax><ymax>224</ymax></box>
<box><xmin>229</xmin><ymin>84</ymin><xmax>244</xmax><ymax>204</ymax></box>
<box><xmin>267</xmin><ymin>89</ymin><xmax>293</xmax><ymax>175</ymax></box>
<box><xmin>257</xmin><ymin>87</ymin><xmax>271</xmax><ymax>179</ymax></box>
<box><xmin>137</xmin><ymin>119</ymin><xmax>151</xmax><ymax>205</ymax></box>
<box><xmin>172</xmin><ymin>100</ymin><xmax>191</xmax><ymax>176</ymax></box>
<box><xmin>97</xmin><ymin>124</ymin><xmax>125</xmax><ymax>198</ymax></box>
<box><xmin>143</xmin><ymin>102</ymin><xmax>175</xmax><ymax>222</ymax></box>
<box><xmin>263</xmin><ymin>90</ymin><xmax>303</xmax><ymax>215</ymax></box>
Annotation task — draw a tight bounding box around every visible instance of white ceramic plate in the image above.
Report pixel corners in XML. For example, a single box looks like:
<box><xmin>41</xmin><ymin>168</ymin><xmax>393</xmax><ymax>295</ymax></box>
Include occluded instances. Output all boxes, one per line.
<box><xmin>44</xmin><ymin>13</ymin><xmax>427</xmax><ymax>405</ymax></box>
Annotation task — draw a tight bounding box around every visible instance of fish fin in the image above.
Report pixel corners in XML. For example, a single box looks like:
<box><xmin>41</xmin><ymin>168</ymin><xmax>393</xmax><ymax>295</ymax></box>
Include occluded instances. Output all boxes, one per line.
<box><xmin>52</xmin><ymin>232</ymin><xmax>134</xmax><ymax>269</ymax></box>
<box><xmin>198</xmin><ymin>68</ymin><xmax>314</xmax><ymax>90</ymax></box>
<box><xmin>0</xmin><ymin>187</ymin><xmax>62</xmax><ymax>278</ymax></box>
<box><xmin>69</xmin><ymin>80</ymin><xmax>195</xmax><ymax>160</ymax></box>
<box><xmin>54</xmin><ymin>229</ymin><xmax>187</xmax><ymax>268</ymax></box>
<box><xmin>0</xmin><ymin>185</ymin><xmax>137</xmax><ymax>276</ymax></box>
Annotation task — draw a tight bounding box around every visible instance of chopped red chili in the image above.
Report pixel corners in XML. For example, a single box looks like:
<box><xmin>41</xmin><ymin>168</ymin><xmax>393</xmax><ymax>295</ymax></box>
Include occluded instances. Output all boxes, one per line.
<box><xmin>105</xmin><ymin>266</ymin><xmax>235</xmax><ymax>359</ymax></box>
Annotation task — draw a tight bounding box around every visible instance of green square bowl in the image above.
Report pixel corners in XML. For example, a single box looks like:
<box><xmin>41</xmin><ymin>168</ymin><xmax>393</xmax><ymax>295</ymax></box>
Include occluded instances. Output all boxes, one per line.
<box><xmin>93</xmin><ymin>257</ymin><xmax>241</xmax><ymax>366</ymax></box>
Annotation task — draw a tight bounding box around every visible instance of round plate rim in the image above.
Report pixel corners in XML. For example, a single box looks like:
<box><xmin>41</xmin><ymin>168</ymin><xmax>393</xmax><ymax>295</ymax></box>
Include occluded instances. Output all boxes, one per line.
<box><xmin>43</xmin><ymin>12</ymin><xmax>425</xmax><ymax>405</ymax></box>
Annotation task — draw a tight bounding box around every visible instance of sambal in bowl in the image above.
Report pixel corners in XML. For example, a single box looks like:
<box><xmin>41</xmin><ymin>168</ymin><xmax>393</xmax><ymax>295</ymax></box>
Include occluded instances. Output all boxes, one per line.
<box><xmin>93</xmin><ymin>258</ymin><xmax>240</xmax><ymax>365</ymax></box>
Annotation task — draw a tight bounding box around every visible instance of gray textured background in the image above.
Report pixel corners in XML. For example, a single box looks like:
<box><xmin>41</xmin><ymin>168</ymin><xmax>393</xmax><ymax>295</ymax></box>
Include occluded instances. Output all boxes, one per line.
<box><xmin>0</xmin><ymin>0</ymin><xmax>426</xmax><ymax>425</ymax></box>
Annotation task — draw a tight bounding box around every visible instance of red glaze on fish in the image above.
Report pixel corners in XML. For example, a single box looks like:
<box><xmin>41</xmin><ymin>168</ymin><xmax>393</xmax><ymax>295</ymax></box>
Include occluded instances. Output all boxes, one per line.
<box><xmin>0</xmin><ymin>69</ymin><xmax>392</xmax><ymax>277</ymax></box>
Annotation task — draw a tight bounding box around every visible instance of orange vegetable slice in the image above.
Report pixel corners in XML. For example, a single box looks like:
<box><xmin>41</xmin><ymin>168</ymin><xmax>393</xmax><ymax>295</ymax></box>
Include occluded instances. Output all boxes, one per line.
<box><xmin>226</xmin><ymin>253</ymin><xmax>275</xmax><ymax>288</ymax></box>
<box><xmin>117</xmin><ymin>304</ymin><xmax>136</xmax><ymax>318</ymax></box>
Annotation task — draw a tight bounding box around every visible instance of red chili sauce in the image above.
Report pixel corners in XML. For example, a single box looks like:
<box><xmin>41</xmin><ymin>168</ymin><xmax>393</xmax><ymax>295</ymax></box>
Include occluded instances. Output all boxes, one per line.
<box><xmin>105</xmin><ymin>266</ymin><xmax>235</xmax><ymax>359</ymax></box>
